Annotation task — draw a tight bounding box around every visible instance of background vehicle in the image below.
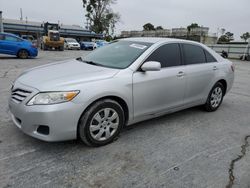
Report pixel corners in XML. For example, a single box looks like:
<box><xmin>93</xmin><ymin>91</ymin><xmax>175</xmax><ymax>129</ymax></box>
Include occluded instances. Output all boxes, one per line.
<box><xmin>21</xmin><ymin>35</ymin><xmax>38</xmax><ymax>47</ymax></box>
<box><xmin>95</xmin><ymin>40</ymin><xmax>109</xmax><ymax>48</ymax></box>
<box><xmin>0</xmin><ymin>32</ymin><xmax>38</xmax><ymax>58</ymax></box>
<box><xmin>80</xmin><ymin>41</ymin><xmax>96</xmax><ymax>50</ymax></box>
<box><xmin>40</xmin><ymin>22</ymin><xmax>64</xmax><ymax>51</ymax></box>
<box><xmin>9</xmin><ymin>38</ymin><xmax>234</xmax><ymax>146</ymax></box>
<box><xmin>64</xmin><ymin>38</ymin><xmax>80</xmax><ymax>50</ymax></box>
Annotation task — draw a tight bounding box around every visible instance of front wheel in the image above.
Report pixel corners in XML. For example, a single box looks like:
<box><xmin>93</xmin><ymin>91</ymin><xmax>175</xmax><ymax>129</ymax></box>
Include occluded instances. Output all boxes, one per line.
<box><xmin>17</xmin><ymin>49</ymin><xmax>29</xmax><ymax>59</ymax></box>
<box><xmin>78</xmin><ymin>99</ymin><xmax>125</xmax><ymax>147</ymax></box>
<box><xmin>204</xmin><ymin>82</ymin><xmax>225</xmax><ymax>112</ymax></box>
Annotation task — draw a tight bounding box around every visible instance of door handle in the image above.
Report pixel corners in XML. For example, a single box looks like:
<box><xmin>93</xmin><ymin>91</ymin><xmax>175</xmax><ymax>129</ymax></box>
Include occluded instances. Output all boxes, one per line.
<box><xmin>177</xmin><ymin>71</ymin><xmax>185</xmax><ymax>77</ymax></box>
<box><xmin>213</xmin><ymin>66</ymin><xmax>218</xmax><ymax>71</ymax></box>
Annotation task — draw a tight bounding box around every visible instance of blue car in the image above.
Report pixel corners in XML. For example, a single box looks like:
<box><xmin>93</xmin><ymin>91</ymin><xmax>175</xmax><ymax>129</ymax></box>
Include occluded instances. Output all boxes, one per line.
<box><xmin>95</xmin><ymin>40</ymin><xmax>109</xmax><ymax>48</ymax></box>
<box><xmin>0</xmin><ymin>33</ymin><xmax>38</xmax><ymax>59</ymax></box>
<box><xmin>80</xmin><ymin>41</ymin><xmax>96</xmax><ymax>50</ymax></box>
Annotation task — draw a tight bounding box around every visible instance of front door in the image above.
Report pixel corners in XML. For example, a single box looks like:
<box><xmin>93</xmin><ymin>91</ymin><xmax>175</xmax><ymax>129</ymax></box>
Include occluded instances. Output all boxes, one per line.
<box><xmin>133</xmin><ymin>43</ymin><xmax>186</xmax><ymax>119</ymax></box>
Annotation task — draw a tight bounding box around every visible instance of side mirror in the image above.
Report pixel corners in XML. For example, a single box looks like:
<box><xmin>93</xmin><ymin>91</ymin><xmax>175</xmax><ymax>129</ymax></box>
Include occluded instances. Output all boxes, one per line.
<box><xmin>141</xmin><ymin>61</ymin><xmax>161</xmax><ymax>72</ymax></box>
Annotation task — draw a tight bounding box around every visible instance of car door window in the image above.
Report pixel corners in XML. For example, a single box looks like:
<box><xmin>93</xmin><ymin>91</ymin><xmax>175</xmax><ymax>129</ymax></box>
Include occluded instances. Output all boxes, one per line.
<box><xmin>145</xmin><ymin>43</ymin><xmax>181</xmax><ymax>68</ymax></box>
<box><xmin>5</xmin><ymin>36</ymin><xmax>19</xmax><ymax>42</ymax></box>
<box><xmin>204</xmin><ymin>50</ymin><xmax>217</xmax><ymax>63</ymax></box>
<box><xmin>183</xmin><ymin>44</ymin><xmax>206</xmax><ymax>65</ymax></box>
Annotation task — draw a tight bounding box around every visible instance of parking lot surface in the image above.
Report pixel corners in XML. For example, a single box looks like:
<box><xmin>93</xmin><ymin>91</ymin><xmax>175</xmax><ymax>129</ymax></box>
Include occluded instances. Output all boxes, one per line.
<box><xmin>0</xmin><ymin>51</ymin><xmax>250</xmax><ymax>188</ymax></box>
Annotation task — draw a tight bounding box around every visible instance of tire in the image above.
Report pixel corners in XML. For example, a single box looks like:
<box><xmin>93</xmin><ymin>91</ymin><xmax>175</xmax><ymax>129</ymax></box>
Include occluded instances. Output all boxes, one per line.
<box><xmin>17</xmin><ymin>49</ymin><xmax>29</xmax><ymax>59</ymax></box>
<box><xmin>59</xmin><ymin>46</ymin><xmax>64</xmax><ymax>51</ymax></box>
<box><xmin>78</xmin><ymin>99</ymin><xmax>125</xmax><ymax>147</ymax></box>
<box><xmin>204</xmin><ymin>82</ymin><xmax>225</xmax><ymax>112</ymax></box>
<box><xmin>43</xmin><ymin>44</ymin><xmax>48</xmax><ymax>51</ymax></box>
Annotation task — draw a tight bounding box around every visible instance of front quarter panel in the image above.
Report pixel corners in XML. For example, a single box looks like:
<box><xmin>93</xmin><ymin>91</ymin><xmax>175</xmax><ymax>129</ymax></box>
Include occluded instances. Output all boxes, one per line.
<box><xmin>71</xmin><ymin>69</ymin><xmax>134</xmax><ymax>124</ymax></box>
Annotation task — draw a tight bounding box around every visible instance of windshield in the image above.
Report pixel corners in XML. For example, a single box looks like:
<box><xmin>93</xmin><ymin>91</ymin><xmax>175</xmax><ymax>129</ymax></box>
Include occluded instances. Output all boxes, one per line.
<box><xmin>81</xmin><ymin>40</ymin><xmax>152</xmax><ymax>69</ymax></box>
<box><xmin>66</xmin><ymin>38</ymin><xmax>77</xmax><ymax>43</ymax></box>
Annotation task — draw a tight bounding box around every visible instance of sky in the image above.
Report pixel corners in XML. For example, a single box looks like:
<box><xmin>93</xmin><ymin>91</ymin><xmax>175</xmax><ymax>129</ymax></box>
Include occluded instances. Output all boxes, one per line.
<box><xmin>0</xmin><ymin>0</ymin><xmax>249</xmax><ymax>40</ymax></box>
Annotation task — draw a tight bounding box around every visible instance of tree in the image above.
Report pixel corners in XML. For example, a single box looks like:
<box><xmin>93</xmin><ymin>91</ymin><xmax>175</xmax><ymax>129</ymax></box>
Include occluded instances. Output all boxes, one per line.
<box><xmin>143</xmin><ymin>23</ymin><xmax>155</xmax><ymax>31</ymax></box>
<box><xmin>218</xmin><ymin>31</ymin><xmax>234</xmax><ymax>43</ymax></box>
<box><xmin>155</xmin><ymin>26</ymin><xmax>164</xmax><ymax>30</ymax></box>
<box><xmin>82</xmin><ymin>0</ymin><xmax>120</xmax><ymax>36</ymax></box>
<box><xmin>187</xmin><ymin>23</ymin><xmax>200</xmax><ymax>32</ymax></box>
<box><xmin>240</xmin><ymin>32</ymin><xmax>250</xmax><ymax>42</ymax></box>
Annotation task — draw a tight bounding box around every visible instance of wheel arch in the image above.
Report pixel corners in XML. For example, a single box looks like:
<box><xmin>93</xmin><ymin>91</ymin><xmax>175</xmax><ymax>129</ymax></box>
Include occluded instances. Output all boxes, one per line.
<box><xmin>77</xmin><ymin>95</ymin><xmax>130</xmax><ymax>138</ymax></box>
<box><xmin>17</xmin><ymin>48</ymin><xmax>30</xmax><ymax>57</ymax></box>
<box><xmin>216</xmin><ymin>79</ymin><xmax>227</xmax><ymax>95</ymax></box>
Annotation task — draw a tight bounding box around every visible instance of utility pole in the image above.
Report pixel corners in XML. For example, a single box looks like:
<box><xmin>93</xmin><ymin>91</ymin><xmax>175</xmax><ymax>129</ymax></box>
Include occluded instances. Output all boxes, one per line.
<box><xmin>0</xmin><ymin>11</ymin><xmax>3</xmax><ymax>33</ymax></box>
<box><xmin>20</xmin><ymin>8</ymin><xmax>23</xmax><ymax>21</ymax></box>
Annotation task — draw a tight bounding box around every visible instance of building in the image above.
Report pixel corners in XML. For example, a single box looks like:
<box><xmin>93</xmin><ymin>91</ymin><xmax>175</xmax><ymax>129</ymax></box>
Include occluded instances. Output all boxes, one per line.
<box><xmin>2</xmin><ymin>18</ymin><xmax>103</xmax><ymax>41</ymax></box>
<box><xmin>120</xmin><ymin>26</ymin><xmax>218</xmax><ymax>45</ymax></box>
<box><xmin>172</xmin><ymin>28</ymin><xmax>188</xmax><ymax>37</ymax></box>
<box><xmin>189</xmin><ymin>27</ymin><xmax>209</xmax><ymax>36</ymax></box>
<box><xmin>121</xmin><ymin>29</ymin><xmax>171</xmax><ymax>38</ymax></box>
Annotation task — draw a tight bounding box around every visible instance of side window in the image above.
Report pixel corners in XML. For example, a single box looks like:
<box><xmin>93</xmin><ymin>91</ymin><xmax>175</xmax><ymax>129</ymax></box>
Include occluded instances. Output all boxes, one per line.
<box><xmin>204</xmin><ymin>50</ymin><xmax>217</xmax><ymax>63</ymax></box>
<box><xmin>145</xmin><ymin>43</ymin><xmax>181</xmax><ymax>68</ymax></box>
<box><xmin>5</xmin><ymin>36</ymin><xmax>19</xmax><ymax>42</ymax></box>
<box><xmin>183</xmin><ymin>44</ymin><xmax>206</xmax><ymax>65</ymax></box>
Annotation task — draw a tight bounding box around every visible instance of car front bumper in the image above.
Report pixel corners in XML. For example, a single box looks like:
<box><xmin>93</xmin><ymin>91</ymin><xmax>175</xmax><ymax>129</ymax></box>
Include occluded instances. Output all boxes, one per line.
<box><xmin>68</xmin><ymin>45</ymin><xmax>80</xmax><ymax>50</ymax></box>
<box><xmin>8</xmin><ymin>83</ymin><xmax>84</xmax><ymax>142</ymax></box>
<box><xmin>29</xmin><ymin>48</ymin><xmax>38</xmax><ymax>57</ymax></box>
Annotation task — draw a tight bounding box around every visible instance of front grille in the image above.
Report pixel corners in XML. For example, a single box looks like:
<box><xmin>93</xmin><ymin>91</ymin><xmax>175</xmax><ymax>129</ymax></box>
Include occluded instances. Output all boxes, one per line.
<box><xmin>11</xmin><ymin>88</ymin><xmax>32</xmax><ymax>103</ymax></box>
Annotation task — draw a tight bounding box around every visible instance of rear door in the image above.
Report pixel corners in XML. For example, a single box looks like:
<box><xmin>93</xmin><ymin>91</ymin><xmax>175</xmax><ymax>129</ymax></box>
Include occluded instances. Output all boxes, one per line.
<box><xmin>0</xmin><ymin>34</ymin><xmax>6</xmax><ymax>54</ymax></box>
<box><xmin>133</xmin><ymin>43</ymin><xmax>186</xmax><ymax>118</ymax></box>
<box><xmin>181</xmin><ymin>43</ymin><xmax>218</xmax><ymax>105</ymax></box>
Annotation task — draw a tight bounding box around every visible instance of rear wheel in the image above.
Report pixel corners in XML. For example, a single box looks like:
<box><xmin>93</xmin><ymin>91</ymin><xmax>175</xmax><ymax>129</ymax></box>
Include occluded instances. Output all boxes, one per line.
<box><xmin>17</xmin><ymin>49</ymin><xmax>29</xmax><ymax>59</ymax></box>
<box><xmin>59</xmin><ymin>46</ymin><xmax>64</xmax><ymax>51</ymax></box>
<box><xmin>78</xmin><ymin>99</ymin><xmax>124</xmax><ymax>147</ymax></box>
<box><xmin>204</xmin><ymin>82</ymin><xmax>225</xmax><ymax>112</ymax></box>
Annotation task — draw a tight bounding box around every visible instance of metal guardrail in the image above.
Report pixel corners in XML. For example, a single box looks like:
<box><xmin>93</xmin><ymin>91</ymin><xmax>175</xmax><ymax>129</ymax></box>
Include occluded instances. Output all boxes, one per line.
<box><xmin>208</xmin><ymin>44</ymin><xmax>250</xmax><ymax>59</ymax></box>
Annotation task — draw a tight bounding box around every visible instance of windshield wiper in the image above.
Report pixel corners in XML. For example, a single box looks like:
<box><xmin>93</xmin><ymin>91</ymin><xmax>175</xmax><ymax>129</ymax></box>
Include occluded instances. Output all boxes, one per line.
<box><xmin>76</xmin><ymin>57</ymin><xmax>99</xmax><ymax>66</ymax></box>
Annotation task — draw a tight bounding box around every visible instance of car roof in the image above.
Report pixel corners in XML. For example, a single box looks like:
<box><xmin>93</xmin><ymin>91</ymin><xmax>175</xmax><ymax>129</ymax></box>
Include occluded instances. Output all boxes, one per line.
<box><xmin>121</xmin><ymin>37</ymin><xmax>202</xmax><ymax>45</ymax></box>
<box><xmin>0</xmin><ymin>32</ymin><xmax>20</xmax><ymax>38</ymax></box>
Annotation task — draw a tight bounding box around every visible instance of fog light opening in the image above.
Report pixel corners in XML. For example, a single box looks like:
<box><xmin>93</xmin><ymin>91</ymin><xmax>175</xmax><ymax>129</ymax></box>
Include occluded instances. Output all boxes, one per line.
<box><xmin>37</xmin><ymin>125</ymin><xmax>50</xmax><ymax>135</ymax></box>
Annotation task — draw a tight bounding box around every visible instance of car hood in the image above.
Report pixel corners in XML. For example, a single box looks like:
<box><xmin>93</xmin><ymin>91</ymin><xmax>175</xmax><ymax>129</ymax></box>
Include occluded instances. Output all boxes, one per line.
<box><xmin>67</xmin><ymin>42</ymin><xmax>79</xmax><ymax>45</ymax></box>
<box><xmin>16</xmin><ymin>59</ymin><xmax>120</xmax><ymax>91</ymax></box>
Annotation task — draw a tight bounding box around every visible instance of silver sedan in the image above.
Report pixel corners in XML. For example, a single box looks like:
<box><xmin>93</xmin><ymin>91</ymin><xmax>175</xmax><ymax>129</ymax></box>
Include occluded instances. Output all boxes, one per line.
<box><xmin>9</xmin><ymin>38</ymin><xmax>234</xmax><ymax>146</ymax></box>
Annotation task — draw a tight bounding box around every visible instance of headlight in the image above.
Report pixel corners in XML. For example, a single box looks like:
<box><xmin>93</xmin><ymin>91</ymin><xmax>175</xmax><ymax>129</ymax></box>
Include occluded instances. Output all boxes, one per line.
<box><xmin>27</xmin><ymin>91</ymin><xmax>79</xmax><ymax>105</ymax></box>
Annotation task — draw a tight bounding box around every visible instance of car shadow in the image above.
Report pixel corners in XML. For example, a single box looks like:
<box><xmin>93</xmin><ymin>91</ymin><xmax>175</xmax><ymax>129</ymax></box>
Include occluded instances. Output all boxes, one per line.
<box><xmin>0</xmin><ymin>56</ymin><xmax>18</xmax><ymax>60</ymax></box>
<box><xmin>0</xmin><ymin>56</ymin><xmax>38</xmax><ymax>60</ymax></box>
<box><xmin>122</xmin><ymin>106</ymin><xmax>203</xmax><ymax>133</ymax></box>
<box><xmin>7</xmin><ymin>104</ymin><xmax>219</xmax><ymax>153</ymax></box>
<box><xmin>25</xmin><ymin>106</ymin><xmax>204</xmax><ymax>150</ymax></box>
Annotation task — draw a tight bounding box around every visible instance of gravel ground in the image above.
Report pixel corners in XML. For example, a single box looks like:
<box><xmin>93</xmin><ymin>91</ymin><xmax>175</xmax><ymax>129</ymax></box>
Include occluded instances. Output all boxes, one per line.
<box><xmin>0</xmin><ymin>50</ymin><xmax>250</xmax><ymax>188</ymax></box>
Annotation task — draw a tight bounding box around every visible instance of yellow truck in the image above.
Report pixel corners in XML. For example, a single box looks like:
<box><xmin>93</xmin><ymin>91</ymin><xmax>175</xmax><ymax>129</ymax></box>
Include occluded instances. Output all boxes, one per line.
<box><xmin>41</xmin><ymin>22</ymin><xmax>64</xmax><ymax>51</ymax></box>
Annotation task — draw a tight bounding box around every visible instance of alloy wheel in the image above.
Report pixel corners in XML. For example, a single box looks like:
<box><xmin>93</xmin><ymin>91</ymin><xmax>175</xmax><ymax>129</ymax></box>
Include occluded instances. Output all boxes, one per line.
<box><xmin>210</xmin><ymin>87</ymin><xmax>223</xmax><ymax>108</ymax></box>
<box><xmin>89</xmin><ymin>108</ymin><xmax>119</xmax><ymax>141</ymax></box>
